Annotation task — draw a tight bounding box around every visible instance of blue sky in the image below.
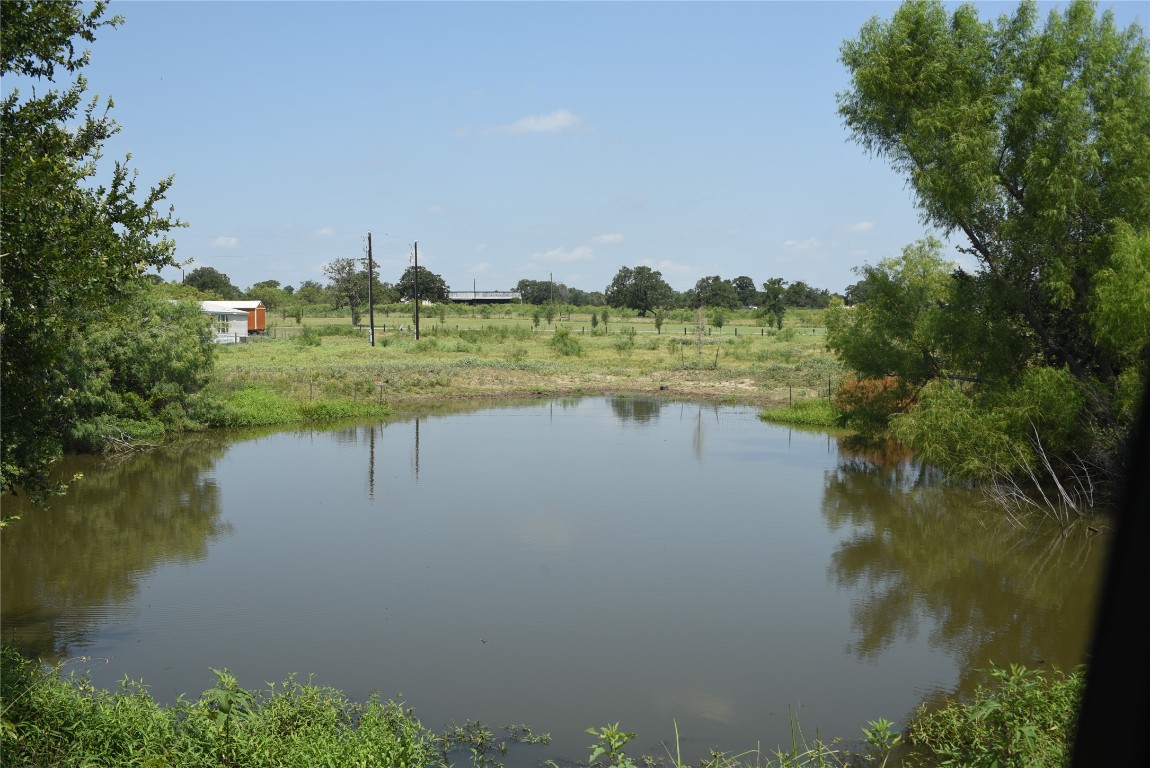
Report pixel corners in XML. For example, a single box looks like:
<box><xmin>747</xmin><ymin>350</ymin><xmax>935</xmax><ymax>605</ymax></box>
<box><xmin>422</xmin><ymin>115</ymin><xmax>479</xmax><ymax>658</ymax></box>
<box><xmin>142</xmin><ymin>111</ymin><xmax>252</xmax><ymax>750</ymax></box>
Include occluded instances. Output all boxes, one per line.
<box><xmin>60</xmin><ymin>0</ymin><xmax>1148</xmax><ymax>295</ymax></box>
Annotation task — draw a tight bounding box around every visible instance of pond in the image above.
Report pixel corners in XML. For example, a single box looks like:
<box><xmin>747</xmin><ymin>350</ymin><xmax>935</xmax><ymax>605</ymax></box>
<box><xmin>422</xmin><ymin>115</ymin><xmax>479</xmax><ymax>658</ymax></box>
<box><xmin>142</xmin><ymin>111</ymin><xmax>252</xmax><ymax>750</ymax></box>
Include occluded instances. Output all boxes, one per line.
<box><xmin>1</xmin><ymin>397</ymin><xmax>1109</xmax><ymax>764</ymax></box>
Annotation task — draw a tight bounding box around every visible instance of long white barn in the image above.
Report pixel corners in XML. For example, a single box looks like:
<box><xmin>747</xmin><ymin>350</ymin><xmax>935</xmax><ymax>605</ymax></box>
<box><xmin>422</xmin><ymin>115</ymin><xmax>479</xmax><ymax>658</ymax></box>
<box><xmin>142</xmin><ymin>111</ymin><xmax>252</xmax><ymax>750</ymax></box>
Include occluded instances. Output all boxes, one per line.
<box><xmin>447</xmin><ymin>291</ymin><xmax>522</xmax><ymax>304</ymax></box>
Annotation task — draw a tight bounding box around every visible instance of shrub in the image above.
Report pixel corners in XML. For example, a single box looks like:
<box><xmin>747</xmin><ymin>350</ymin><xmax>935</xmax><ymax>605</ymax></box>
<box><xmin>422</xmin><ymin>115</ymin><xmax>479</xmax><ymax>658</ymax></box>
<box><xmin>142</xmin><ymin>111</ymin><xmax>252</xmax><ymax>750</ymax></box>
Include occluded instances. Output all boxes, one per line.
<box><xmin>549</xmin><ymin>326</ymin><xmax>584</xmax><ymax>357</ymax></box>
<box><xmin>833</xmin><ymin>375</ymin><xmax>916</xmax><ymax>435</ymax></box>
<box><xmin>295</xmin><ymin>326</ymin><xmax>322</xmax><ymax>347</ymax></box>
<box><xmin>906</xmin><ymin>664</ymin><xmax>1084</xmax><ymax>768</ymax></box>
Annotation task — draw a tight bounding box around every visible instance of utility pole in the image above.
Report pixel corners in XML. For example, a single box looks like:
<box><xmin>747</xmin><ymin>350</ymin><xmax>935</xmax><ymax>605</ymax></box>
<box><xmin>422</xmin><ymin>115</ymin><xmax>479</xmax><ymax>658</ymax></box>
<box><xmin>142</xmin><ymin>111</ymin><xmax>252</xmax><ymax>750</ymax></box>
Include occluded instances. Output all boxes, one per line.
<box><xmin>367</xmin><ymin>232</ymin><xmax>375</xmax><ymax>347</ymax></box>
<box><xmin>413</xmin><ymin>241</ymin><xmax>420</xmax><ymax>340</ymax></box>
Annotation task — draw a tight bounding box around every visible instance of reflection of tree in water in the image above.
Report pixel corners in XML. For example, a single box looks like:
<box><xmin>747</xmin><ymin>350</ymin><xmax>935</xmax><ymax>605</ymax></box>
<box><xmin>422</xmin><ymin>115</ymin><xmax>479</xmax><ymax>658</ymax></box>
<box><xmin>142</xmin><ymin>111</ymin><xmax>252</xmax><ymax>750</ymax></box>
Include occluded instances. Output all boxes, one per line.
<box><xmin>822</xmin><ymin>442</ymin><xmax>1108</xmax><ymax>702</ymax></box>
<box><xmin>609</xmin><ymin>397</ymin><xmax>662</xmax><ymax>424</ymax></box>
<box><xmin>1</xmin><ymin>438</ymin><xmax>231</xmax><ymax>661</ymax></box>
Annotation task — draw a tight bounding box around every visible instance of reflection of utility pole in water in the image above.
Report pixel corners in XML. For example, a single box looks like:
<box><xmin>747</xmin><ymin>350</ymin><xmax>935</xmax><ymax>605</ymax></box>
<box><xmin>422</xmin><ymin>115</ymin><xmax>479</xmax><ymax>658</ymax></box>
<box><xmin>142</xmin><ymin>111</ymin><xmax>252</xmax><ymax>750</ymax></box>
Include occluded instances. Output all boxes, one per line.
<box><xmin>412</xmin><ymin>416</ymin><xmax>421</xmax><ymax>479</ymax></box>
<box><xmin>368</xmin><ymin>424</ymin><xmax>376</xmax><ymax>500</ymax></box>
<box><xmin>692</xmin><ymin>404</ymin><xmax>704</xmax><ymax>462</ymax></box>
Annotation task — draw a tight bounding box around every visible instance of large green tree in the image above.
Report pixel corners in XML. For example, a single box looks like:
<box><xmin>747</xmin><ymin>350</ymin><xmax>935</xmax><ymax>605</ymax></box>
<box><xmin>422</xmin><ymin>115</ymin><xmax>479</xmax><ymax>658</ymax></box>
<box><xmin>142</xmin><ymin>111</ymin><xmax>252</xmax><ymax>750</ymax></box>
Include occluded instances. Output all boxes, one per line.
<box><xmin>759</xmin><ymin>278</ymin><xmax>788</xmax><ymax>329</ymax></box>
<box><xmin>837</xmin><ymin>0</ymin><xmax>1150</xmax><ymax>482</ymax></box>
<box><xmin>396</xmin><ymin>265</ymin><xmax>450</xmax><ymax>304</ymax></box>
<box><xmin>839</xmin><ymin>1</ymin><xmax>1150</xmax><ymax>405</ymax></box>
<box><xmin>183</xmin><ymin>266</ymin><xmax>240</xmax><ymax>299</ymax></box>
<box><xmin>691</xmin><ymin>275</ymin><xmax>740</xmax><ymax>309</ymax></box>
<box><xmin>514</xmin><ymin>278</ymin><xmax>572</xmax><ymax>306</ymax></box>
<box><xmin>1</xmin><ymin>1</ymin><xmax>185</xmax><ymax>501</ymax></box>
<box><xmin>322</xmin><ymin>257</ymin><xmax>385</xmax><ymax>325</ymax></box>
<box><xmin>604</xmin><ymin>266</ymin><xmax>674</xmax><ymax>316</ymax></box>
<box><xmin>246</xmin><ymin>280</ymin><xmax>288</xmax><ymax>310</ymax></box>
<box><xmin>731</xmin><ymin>275</ymin><xmax>759</xmax><ymax>307</ymax></box>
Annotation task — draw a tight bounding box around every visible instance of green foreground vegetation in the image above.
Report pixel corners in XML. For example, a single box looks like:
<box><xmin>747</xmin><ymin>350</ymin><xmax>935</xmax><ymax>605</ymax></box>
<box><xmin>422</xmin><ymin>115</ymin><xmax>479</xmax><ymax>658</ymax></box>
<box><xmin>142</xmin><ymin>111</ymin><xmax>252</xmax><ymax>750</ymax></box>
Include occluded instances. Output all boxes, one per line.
<box><xmin>1</xmin><ymin>647</ymin><xmax>1084</xmax><ymax>768</ymax></box>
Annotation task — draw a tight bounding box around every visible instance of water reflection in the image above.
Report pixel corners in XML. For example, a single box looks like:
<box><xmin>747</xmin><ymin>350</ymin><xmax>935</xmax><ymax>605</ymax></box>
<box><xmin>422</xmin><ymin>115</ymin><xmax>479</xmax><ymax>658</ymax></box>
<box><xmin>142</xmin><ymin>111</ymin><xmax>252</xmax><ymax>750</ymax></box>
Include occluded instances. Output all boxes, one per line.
<box><xmin>0</xmin><ymin>400</ymin><xmax>1108</xmax><ymax>763</ymax></box>
<box><xmin>1</xmin><ymin>438</ymin><xmax>231</xmax><ymax>661</ymax></box>
<box><xmin>609</xmin><ymin>397</ymin><xmax>662</xmax><ymax>424</ymax></box>
<box><xmin>822</xmin><ymin>442</ymin><xmax>1107</xmax><ymax>704</ymax></box>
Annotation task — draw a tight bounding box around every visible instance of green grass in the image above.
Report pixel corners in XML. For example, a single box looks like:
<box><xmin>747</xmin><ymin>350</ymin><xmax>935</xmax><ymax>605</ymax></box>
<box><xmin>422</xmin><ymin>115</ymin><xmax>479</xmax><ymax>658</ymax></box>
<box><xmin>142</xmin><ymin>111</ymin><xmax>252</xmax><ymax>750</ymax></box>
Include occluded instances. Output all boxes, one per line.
<box><xmin>217</xmin><ymin>307</ymin><xmax>845</xmax><ymax>411</ymax></box>
<box><xmin>0</xmin><ymin>646</ymin><xmax>434</xmax><ymax>768</ymax></box>
<box><xmin>2</xmin><ymin>646</ymin><xmax>1084</xmax><ymax>768</ymax></box>
<box><xmin>759</xmin><ymin>398</ymin><xmax>842</xmax><ymax>427</ymax></box>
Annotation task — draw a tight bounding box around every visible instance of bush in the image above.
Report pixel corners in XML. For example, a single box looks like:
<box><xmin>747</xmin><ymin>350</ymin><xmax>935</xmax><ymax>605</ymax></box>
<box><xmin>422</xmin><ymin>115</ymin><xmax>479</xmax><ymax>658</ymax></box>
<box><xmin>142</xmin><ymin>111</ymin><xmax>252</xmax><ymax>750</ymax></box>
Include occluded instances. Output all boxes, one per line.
<box><xmin>906</xmin><ymin>664</ymin><xmax>1084</xmax><ymax>768</ymax></box>
<box><xmin>833</xmin><ymin>375</ymin><xmax>916</xmax><ymax>435</ymax></box>
<box><xmin>295</xmin><ymin>326</ymin><xmax>322</xmax><ymax>347</ymax></box>
<box><xmin>549</xmin><ymin>326</ymin><xmax>584</xmax><ymax>357</ymax></box>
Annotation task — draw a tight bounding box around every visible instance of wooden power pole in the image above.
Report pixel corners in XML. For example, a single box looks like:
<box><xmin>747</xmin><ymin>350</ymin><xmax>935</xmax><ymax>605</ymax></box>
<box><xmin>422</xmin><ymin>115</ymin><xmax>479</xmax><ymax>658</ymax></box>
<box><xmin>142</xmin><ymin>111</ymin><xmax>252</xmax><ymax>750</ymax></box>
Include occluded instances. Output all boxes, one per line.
<box><xmin>413</xmin><ymin>241</ymin><xmax>420</xmax><ymax>340</ymax></box>
<box><xmin>367</xmin><ymin>232</ymin><xmax>375</xmax><ymax>347</ymax></box>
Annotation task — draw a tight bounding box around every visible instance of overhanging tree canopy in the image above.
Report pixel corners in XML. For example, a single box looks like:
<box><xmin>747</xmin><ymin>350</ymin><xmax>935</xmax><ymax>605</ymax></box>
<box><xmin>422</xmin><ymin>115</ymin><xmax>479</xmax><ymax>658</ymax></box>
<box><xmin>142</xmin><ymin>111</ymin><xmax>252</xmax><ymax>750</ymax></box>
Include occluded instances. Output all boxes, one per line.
<box><xmin>837</xmin><ymin>0</ymin><xmax>1150</xmax><ymax>429</ymax></box>
<box><xmin>1</xmin><ymin>1</ymin><xmax>184</xmax><ymax>500</ymax></box>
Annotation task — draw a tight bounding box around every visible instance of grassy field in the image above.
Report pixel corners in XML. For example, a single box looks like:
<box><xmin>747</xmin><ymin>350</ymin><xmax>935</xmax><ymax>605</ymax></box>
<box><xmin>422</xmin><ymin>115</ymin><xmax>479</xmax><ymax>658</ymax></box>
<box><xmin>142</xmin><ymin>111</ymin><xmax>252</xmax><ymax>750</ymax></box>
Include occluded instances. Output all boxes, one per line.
<box><xmin>214</xmin><ymin>306</ymin><xmax>845</xmax><ymax>417</ymax></box>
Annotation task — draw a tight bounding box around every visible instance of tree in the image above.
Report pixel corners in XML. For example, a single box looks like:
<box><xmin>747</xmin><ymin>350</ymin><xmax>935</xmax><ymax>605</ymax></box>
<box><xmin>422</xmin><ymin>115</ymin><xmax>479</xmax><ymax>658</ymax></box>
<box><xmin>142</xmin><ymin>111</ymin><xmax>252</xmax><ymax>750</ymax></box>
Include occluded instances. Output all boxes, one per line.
<box><xmin>604</xmin><ymin>266</ymin><xmax>674</xmax><ymax>317</ymax></box>
<box><xmin>838</xmin><ymin>0</ymin><xmax>1150</xmax><ymax>445</ymax></box>
<box><xmin>759</xmin><ymin>278</ymin><xmax>787</xmax><ymax>329</ymax></box>
<box><xmin>731</xmin><ymin>276</ymin><xmax>758</xmax><ymax>307</ymax></box>
<box><xmin>783</xmin><ymin>280</ymin><xmax>831</xmax><ymax>308</ymax></box>
<box><xmin>323</xmin><ymin>257</ymin><xmax>380</xmax><ymax>325</ymax></box>
<box><xmin>396</xmin><ymin>265</ymin><xmax>449</xmax><ymax>304</ymax></box>
<box><xmin>295</xmin><ymin>280</ymin><xmax>326</xmax><ymax>305</ymax></box>
<box><xmin>246</xmin><ymin>279</ymin><xmax>287</xmax><ymax>310</ymax></box>
<box><xmin>692</xmin><ymin>276</ymin><xmax>740</xmax><ymax>309</ymax></box>
<box><xmin>1</xmin><ymin>1</ymin><xmax>183</xmax><ymax>501</ymax></box>
<box><xmin>843</xmin><ymin>276</ymin><xmax>876</xmax><ymax>307</ymax></box>
<box><xmin>184</xmin><ymin>266</ymin><xmax>240</xmax><ymax>299</ymax></box>
<box><xmin>826</xmin><ymin>238</ymin><xmax>956</xmax><ymax>388</ymax></box>
<box><xmin>515</xmin><ymin>278</ymin><xmax>570</xmax><ymax>306</ymax></box>
<box><xmin>63</xmin><ymin>287</ymin><xmax>215</xmax><ymax>453</ymax></box>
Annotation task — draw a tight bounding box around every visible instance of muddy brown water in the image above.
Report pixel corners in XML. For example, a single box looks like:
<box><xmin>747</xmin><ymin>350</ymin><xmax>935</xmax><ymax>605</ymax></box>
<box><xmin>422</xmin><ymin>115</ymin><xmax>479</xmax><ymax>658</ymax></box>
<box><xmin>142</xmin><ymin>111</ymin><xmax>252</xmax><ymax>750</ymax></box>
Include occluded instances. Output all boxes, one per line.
<box><xmin>1</xmin><ymin>398</ymin><xmax>1109</xmax><ymax>764</ymax></box>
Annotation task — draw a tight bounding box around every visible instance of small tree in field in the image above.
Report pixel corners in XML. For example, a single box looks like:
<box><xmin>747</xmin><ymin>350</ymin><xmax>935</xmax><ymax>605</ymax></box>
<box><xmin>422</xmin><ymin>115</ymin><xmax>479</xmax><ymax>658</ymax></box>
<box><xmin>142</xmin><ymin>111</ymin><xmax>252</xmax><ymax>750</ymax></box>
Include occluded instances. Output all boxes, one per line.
<box><xmin>709</xmin><ymin>308</ymin><xmax>726</xmax><ymax>331</ymax></box>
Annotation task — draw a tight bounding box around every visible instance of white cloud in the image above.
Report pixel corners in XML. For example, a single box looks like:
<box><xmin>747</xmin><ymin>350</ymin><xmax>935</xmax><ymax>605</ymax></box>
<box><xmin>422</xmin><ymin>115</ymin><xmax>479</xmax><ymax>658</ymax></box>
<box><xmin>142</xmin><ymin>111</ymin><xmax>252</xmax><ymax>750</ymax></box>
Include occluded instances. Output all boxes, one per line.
<box><xmin>637</xmin><ymin>259</ymin><xmax>697</xmax><ymax>288</ymax></box>
<box><xmin>312</xmin><ymin>227</ymin><xmax>336</xmax><ymax>236</ymax></box>
<box><xmin>592</xmin><ymin>233</ymin><xmax>624</xmax><ymax>245</ymax></box>
<box><xmin>491</xmin><ymin>109</ymin><xmax>582</xmax><ymax>135</ymax></box>
<box><xmin>533</xmin><ymin>245</ymin><xmax>594</xmax><ymax>262</ymax></box>
<box><xmin>212</xmin><ymin>236</ymin><xmax>239</xmax><ymax>248</ymax></box>
<box><xmin>781</xmin><ymin>237</ymin><xmax>820</xmax><ymax>251</ymax></box>
<box><xmin>842</xmin><ymin>221</ymin><xmax>874</xmax><ymax>233</ymax></box>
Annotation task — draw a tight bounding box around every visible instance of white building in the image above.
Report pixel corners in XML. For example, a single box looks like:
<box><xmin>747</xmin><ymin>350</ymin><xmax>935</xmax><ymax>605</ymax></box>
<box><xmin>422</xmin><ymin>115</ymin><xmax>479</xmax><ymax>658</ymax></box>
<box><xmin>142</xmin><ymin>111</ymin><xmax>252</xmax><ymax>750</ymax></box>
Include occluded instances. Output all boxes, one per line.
<box><xmin>200</xmin><ymin>301</ymin><xmax>249</xmax><ymax>344</ymax></box>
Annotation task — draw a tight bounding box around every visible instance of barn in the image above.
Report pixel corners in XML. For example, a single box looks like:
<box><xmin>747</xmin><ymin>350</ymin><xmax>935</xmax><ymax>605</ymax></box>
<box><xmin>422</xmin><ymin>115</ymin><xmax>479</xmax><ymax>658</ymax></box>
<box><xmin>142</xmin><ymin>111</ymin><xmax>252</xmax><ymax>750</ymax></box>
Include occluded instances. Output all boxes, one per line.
<box><xmin>225</xmin><ymin>300</ymin><xmax>268</xmax><ymax>334</ymax></box>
